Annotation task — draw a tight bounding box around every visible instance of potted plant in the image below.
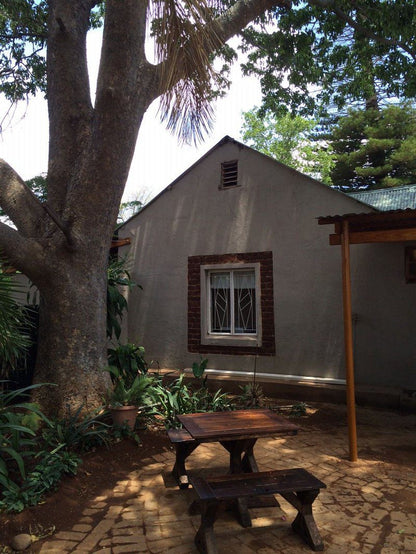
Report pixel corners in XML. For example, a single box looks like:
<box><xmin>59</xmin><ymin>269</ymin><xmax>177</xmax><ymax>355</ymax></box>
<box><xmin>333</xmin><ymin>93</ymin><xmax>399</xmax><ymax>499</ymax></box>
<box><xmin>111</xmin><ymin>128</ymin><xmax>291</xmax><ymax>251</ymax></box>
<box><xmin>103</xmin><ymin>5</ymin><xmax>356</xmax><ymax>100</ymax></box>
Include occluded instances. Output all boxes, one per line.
<box><xmin>104</xmin><ymin>365</ymin><xmax>152</xmax><ymax>430</ymax></box>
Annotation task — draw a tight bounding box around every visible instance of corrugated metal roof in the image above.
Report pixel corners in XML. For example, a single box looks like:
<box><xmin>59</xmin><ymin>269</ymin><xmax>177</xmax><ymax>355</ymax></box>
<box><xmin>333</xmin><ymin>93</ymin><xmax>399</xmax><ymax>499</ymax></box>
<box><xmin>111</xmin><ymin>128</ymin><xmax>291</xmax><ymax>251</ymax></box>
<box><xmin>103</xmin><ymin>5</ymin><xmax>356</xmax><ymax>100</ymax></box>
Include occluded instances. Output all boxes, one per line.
<box><xmin>348</xmin><ymin>185</ymin><xmax>416</xmax><ymax>211</ymax></box>
<box><xmin>318</xmin><ymin>208</ymin><xmax>416</xmax><ymax>226</ymax></box>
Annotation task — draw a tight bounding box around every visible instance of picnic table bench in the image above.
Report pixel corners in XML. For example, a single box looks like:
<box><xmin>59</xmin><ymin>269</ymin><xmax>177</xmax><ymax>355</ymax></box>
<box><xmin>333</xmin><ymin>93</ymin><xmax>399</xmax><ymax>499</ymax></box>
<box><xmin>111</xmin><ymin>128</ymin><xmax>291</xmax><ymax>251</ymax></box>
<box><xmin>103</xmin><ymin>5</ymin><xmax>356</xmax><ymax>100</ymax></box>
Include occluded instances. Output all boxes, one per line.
<box><xmin>189</xmin><ymin>468</ymin><xmax>326</xmax><ymax>553</ymax></box>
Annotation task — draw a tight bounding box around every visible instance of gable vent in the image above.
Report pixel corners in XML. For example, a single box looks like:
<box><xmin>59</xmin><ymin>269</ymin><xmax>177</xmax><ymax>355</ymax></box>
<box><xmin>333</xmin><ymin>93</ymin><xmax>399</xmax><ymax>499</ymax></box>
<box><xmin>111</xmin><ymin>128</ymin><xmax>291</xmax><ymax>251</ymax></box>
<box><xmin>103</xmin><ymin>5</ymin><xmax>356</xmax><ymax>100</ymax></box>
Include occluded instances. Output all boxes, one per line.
<box><xmin>220</xmin><ymin>160</ymin><xmax>238</xmax><ymax>188</ymax></box>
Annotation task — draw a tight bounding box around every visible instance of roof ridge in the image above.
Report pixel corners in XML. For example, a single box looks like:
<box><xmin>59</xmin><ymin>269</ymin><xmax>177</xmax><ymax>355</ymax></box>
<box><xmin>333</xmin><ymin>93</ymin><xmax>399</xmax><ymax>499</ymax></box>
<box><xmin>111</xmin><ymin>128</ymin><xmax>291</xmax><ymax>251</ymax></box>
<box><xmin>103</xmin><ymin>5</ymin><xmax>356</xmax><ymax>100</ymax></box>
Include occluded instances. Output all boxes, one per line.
<box><xmin>349</xmin><ymin>184</ymin><xmax>416</xmax><ymax>195</ymax></box>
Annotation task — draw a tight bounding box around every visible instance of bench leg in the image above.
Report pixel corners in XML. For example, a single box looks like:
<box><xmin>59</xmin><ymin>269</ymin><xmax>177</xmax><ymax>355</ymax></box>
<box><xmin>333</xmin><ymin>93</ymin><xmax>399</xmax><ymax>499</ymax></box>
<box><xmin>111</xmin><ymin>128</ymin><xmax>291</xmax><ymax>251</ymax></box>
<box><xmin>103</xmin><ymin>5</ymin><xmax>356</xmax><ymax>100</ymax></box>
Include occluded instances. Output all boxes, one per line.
<box><xmin>234</xmin><ymin>497</ymin><xmax>252</xmax><ymax>528</ymax></box>
<box><xmin>220</xmin><ymin>440</ymin><xmax>254</xmax><ymax>526</ymax></box>
<box><xmin>283</xmin><ymin>489</ymin><xmax>324</xmax><ymax>551</ymax></box>
<box><xmin>172</xmin><ymin>442</ymin><xmax>199</xmax><ymax>489</ymax></box>
<box><xmin>194</xmin><ymin>501</ymin><xmax>220</xmax><ymax>554</ymax></box>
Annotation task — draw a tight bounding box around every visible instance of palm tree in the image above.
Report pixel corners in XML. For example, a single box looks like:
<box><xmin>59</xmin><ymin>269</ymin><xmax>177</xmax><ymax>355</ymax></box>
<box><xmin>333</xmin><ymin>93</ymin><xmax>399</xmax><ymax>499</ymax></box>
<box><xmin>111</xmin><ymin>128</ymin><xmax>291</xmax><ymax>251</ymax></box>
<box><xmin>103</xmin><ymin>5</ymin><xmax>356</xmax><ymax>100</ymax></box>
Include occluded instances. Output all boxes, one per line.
<box><xmin>152</xmin><ymin>0</ymin><xmax>227</xmax><ymax>143</ymax></box>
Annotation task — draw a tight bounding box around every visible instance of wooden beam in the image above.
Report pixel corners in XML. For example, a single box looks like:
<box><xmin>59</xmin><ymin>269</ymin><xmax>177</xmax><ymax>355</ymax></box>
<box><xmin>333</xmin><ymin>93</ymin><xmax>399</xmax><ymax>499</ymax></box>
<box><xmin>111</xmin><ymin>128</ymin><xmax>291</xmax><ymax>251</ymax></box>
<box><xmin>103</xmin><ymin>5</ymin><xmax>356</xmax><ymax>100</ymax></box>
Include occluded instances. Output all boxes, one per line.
<box><xmin>110</xmin><ymin>238</ymin><xmax>131</xmax><ymax>249</ymax></box>
<box><xmin>341</xmin><ymin>220</ymin><xmax>358</xmax><ymax>462</ymax></box>
<box><xmin>330</xmin><ymin>227</ymin><xmax>416</xmax><ymax>245</ymax></box>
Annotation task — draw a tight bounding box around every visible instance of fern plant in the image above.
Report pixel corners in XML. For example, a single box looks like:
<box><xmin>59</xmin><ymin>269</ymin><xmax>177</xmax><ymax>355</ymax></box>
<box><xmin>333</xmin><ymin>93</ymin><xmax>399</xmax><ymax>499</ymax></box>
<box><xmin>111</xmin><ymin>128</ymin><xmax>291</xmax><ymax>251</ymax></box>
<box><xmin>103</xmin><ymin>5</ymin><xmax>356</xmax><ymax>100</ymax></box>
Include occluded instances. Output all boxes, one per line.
<box><xmin>103</xmin><ymin>365</ymin><xmax>153</xmax><ymax>408</ymax></box>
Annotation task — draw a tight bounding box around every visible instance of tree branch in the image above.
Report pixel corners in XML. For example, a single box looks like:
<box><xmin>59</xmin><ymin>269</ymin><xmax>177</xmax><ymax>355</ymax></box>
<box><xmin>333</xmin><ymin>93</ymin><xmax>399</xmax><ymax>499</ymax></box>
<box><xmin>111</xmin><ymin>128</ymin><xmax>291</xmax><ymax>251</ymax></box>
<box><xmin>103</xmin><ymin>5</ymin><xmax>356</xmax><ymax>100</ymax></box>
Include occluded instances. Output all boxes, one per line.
<box><xmin>72</xmin><ymin>0</ymin><xmax>156</xmax><ymax>228</ymax></box>
<box><xmin>0</xmin><ymin>31</ymin><xmax>47</xmax><ymax>41</ymax></box>
<box><xmin>214</xmin><ymin>0</ymin><xmax>291</xmax><ymax>44</ymax></box>
<box><xmin>0</xmin><ymin>159</ymin><xmax>46</xmax><ymax>236</ymax></box>
<box><xmin>308</xmin><ymin>0</ymin><xmax>416</xmax><ymax>60</ymax></box>
<box><xmin>0</xmin><ymin>159</ymin><xmax>74</xmax><ymax>247</ymax></box>
<box><xmin>47</xmin><ymin>0</ymin><xmax>94</xmax><ymax>213</ymax></box>
<box><xmin>0</xmin><ymin>221</ymin><xmax>45</xmax><ymax>280</ymax></box>
<box><xmin>42</xmin><ymin>203</ymin><xmax>75</xmax><ymax>250</ymax></box>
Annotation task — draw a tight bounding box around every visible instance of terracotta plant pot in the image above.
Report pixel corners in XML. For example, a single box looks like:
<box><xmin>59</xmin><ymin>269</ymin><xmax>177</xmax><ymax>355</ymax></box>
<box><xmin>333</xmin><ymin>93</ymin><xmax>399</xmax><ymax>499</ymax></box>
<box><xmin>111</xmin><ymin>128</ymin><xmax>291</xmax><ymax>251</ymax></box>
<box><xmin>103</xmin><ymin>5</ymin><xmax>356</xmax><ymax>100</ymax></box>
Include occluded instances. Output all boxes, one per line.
<box><xmin>110</xmin><ymin>405</ymin><xmax>138</xmax><ymax>430</ymax></box>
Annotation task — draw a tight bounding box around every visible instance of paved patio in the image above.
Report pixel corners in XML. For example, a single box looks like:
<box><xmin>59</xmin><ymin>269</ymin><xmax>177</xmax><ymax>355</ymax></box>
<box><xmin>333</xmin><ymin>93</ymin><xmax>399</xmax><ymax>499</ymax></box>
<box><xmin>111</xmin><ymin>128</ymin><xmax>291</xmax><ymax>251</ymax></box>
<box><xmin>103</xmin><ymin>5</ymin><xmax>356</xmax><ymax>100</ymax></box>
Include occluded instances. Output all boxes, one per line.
<box><xmin>38</xmin><ymin>403</ymin><xmax>416</xmax><ymax>553</ymax></box>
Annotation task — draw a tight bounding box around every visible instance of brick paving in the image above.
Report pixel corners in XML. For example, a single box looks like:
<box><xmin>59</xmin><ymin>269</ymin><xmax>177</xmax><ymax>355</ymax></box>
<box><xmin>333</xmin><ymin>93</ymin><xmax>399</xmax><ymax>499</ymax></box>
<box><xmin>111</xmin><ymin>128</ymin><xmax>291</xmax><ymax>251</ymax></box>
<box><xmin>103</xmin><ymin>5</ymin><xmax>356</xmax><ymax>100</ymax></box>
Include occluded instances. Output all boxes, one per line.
<box><xmin>37</xmin><ymin>405</ymin><xmax>416</xmax><ymax>553</ymax></box>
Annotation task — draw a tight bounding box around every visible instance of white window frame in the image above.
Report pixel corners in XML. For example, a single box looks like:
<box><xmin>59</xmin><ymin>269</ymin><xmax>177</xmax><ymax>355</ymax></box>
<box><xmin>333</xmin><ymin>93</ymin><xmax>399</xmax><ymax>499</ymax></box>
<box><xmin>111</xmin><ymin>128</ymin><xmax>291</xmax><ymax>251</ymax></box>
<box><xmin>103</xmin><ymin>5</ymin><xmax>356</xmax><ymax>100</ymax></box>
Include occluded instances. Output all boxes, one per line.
<box><xmin>200</xmin><ymin>263</ymin><xmax>262</xmax><ymax>347</ymax></box>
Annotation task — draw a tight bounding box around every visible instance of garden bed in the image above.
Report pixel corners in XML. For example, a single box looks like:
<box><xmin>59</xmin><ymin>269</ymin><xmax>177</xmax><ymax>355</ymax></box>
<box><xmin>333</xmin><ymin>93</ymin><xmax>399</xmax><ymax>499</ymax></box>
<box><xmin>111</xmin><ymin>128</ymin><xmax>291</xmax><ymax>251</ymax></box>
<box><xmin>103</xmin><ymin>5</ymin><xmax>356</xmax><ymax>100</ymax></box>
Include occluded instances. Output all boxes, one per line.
<box><xmin>1</xmin><ymin>425</ymin><xmax>171</xmax><ymax>552</ymax></box>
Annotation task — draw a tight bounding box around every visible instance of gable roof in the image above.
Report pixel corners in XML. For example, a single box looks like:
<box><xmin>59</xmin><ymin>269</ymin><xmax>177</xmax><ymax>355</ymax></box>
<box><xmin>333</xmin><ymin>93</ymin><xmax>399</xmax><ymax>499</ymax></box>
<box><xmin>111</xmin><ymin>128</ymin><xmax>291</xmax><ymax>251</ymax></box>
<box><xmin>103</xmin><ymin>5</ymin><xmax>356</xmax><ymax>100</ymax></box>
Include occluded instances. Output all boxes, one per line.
<box><xmin>348</xmin><ymin>185</ymin><xmax>416</xmax><ymax>211</ymax></box>
<box><xmin>119</xmin><ymin>135</ymin><xmax>374</xmax><ymax>228</ymax></box>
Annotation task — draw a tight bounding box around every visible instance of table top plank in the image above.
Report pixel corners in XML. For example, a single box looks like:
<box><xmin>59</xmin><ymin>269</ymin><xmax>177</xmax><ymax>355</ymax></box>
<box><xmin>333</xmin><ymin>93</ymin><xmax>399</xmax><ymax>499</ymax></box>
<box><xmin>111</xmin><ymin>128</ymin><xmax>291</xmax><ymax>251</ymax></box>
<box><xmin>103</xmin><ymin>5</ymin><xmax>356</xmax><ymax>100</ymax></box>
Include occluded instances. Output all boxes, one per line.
<box><xmin>177</xmin><ymin>409</ymin><xmax>299</xmax><ymax>442</ymax></box>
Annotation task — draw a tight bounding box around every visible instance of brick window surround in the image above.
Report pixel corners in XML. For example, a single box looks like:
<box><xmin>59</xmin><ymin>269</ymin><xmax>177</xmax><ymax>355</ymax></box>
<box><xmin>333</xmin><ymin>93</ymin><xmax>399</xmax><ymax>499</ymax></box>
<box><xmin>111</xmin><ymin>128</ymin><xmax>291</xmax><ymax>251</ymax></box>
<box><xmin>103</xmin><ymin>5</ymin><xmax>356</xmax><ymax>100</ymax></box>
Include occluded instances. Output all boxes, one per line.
<box><xmin>188</xmin><ymin>252</ymin><xmax>276</xmax><ymax>356</ymax></box>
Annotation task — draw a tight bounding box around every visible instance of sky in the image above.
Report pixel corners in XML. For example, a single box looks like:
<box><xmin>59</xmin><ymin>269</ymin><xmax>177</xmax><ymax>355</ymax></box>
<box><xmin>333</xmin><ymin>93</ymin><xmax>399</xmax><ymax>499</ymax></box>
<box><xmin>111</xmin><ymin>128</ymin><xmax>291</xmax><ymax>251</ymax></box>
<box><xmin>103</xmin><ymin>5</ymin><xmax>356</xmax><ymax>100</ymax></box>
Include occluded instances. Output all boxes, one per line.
<box><xmin>0</xmin><ymin>30</ymin><xmax>262</xmax><ymax>203</ymax></box>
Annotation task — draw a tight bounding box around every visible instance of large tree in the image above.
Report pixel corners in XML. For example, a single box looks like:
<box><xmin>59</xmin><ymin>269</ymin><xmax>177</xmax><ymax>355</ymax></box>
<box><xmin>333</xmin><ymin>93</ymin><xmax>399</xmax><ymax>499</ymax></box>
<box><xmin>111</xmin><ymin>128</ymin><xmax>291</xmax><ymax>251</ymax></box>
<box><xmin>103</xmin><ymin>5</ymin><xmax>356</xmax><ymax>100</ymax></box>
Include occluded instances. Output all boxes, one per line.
<box><xmin>239</xmin><ymin>1</ymin><xmax>416</xmax><ymax>116</ymax></box>
<box><xmin>330</xmin><ymin>103</ymin><xmax>416</xmax><ymax>190</ymax></box>
<box><xmin>0</xmin><ymin>0</ymin><xmax>291</xmax><ymax>415</ymax></box>
<box><xmin>241</xmin><ymin>108</ymin><xmax>334</xmax><ymax>183</ymax></box>
<box><xmin>0</xmin><ymin>1</ymin><xmax>414</xmax><ymax>415</ymax></box>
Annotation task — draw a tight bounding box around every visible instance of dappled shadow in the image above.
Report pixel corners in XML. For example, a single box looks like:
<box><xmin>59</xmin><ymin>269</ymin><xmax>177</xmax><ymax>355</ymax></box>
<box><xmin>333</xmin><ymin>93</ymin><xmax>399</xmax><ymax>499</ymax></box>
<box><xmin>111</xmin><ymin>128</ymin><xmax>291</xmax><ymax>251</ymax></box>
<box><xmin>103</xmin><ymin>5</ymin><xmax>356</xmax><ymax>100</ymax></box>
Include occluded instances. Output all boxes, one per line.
<box><xmin>3</xmin><ymin>403</ymin><xmax>416</xmax><ymax>553</ymax></box>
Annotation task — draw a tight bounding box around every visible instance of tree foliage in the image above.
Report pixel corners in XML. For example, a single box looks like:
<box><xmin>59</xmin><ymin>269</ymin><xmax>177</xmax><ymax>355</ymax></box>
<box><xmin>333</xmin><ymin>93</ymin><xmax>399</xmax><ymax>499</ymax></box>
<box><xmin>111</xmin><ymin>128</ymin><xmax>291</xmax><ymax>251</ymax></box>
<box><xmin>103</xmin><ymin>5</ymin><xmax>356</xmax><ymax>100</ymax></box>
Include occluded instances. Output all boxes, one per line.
<box><xmin>239</xmin><ymin>1</ymin><xmax>416</xmax><ymax>116</ymax></box>
<box><xmin>0</xmin><ymin>0</ymin><xmax>47</xmax><ymax>101</ymax></box>
<box><xmin>241</xmin><ymin>108</ymin><xmax>334</xmax><ymax>184</ymax></box>
<box><xmin>330</xmin><ymin>103</ymin><xmax>416</xmax><ymax>190</ymax></box>
<box><xmin>0</xmin><ymin>0</ymin><xmax>104</xmax><ymax>102</ymax></box>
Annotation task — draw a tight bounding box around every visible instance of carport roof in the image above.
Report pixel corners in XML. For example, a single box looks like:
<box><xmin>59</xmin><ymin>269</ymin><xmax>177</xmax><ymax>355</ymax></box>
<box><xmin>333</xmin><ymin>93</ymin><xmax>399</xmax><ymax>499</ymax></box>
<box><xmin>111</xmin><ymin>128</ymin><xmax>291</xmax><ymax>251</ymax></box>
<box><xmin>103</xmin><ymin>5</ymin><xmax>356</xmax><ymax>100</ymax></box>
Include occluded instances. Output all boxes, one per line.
<box><xmin>318</xmin><ymin>208</ymin><xmax>416</xmax><ymax>245</ymax></box>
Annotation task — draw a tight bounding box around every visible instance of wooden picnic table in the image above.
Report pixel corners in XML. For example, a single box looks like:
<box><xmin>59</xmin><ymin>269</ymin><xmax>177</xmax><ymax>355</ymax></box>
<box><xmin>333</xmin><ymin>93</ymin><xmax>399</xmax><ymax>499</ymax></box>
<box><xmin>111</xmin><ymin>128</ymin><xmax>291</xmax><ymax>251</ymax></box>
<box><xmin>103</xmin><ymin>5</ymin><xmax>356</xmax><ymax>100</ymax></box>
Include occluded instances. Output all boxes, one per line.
<box><xmin>178</xmin><ymin>408</ymin><xmax>299</xmax><ymax>473</ymax></box>
<box><xmin>173</xmin><ymin>409</ymin><xmax>299</xmax><ymax>527</ymax></box>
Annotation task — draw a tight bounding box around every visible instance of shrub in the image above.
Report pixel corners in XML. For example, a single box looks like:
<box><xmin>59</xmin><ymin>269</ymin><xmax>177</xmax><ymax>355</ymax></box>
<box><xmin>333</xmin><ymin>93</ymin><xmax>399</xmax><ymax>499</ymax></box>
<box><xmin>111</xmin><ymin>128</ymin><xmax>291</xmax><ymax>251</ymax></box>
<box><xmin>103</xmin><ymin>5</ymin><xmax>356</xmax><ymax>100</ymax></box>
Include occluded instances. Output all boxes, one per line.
<box><xmin>107</xmin><ymin>343</ymin><xmax>148</xmax><ymax>384</ymax></box>
<box><xmin>41</xmin><ymin>404</ymin><xmax>110</xmax><ymax>452</ymax></box>
<box><xmin>236</xmin><ymin>383</ymin><xmax>265</xmax><ymax>409</ymax></box>
<box><xmin>107</xmin><ymin>256</ymin><xmax>140</xmax><ymax>341</ymax></box>
<box><xmin>0</xmin><ymin>449</ymin><xmax>81</xmax><ymax>513</ymax></box>
<box><xmin>0</xmin><ymin>271</ymin><xmax>33</xmax><ymax>379</ymax></box>
<box><xmin>103</xmin><ymin>365</ymin><xmax>154</xmax><ymax>408</ymax></box>
<box><xmin>0</xmin><ymin>383</ymin><xmax>112</xmax><ymax>513</ymax></box>
<box><xmin>152</xmin><ymin>372</ymin><xmax>234</xmax><ymax>429</ymax></box>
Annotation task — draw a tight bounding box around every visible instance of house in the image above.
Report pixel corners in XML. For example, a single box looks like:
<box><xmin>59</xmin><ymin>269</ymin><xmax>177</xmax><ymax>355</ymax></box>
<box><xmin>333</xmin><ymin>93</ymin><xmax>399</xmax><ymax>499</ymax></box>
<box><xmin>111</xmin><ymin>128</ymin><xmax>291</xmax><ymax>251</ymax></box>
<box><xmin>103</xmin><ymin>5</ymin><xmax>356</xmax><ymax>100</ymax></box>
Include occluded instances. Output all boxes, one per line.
<box><xmin>120</xmin><ymin>136</ymin><xmax>416</xmax><ymax>405</ymax></box>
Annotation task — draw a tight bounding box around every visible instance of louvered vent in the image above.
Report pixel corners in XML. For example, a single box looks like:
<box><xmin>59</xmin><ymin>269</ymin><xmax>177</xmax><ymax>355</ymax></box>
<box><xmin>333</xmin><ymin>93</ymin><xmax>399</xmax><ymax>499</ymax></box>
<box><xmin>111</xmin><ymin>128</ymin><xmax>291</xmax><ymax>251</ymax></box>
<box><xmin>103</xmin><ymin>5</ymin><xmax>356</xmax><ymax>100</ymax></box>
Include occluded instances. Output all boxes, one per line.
<box><xmin>220</xmin><ymin>160</ymin><xmax>238</xmax><ymax>188</ymax></box>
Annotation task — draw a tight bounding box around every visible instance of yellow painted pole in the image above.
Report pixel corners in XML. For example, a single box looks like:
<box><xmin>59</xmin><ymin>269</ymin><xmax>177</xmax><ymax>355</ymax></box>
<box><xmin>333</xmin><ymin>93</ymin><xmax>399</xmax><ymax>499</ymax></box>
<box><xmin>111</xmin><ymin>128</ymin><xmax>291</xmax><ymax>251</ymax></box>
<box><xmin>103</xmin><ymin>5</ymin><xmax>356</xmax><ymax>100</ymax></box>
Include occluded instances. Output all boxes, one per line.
<box><xmin>341</xmin><ymin>220</ymin><xmax>358</xmax><ymax>462</ymax></box>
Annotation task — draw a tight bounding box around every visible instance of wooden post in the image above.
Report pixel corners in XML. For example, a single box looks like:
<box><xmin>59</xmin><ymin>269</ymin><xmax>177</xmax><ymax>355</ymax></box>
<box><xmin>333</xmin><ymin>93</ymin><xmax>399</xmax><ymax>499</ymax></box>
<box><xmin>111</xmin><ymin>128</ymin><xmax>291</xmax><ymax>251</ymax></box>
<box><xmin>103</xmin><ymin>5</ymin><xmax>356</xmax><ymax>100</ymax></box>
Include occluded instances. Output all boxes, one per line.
<box><xmin>341</xmin><ymin>220</ymin><xmax>358</xmax><ymax>462</ymax></box>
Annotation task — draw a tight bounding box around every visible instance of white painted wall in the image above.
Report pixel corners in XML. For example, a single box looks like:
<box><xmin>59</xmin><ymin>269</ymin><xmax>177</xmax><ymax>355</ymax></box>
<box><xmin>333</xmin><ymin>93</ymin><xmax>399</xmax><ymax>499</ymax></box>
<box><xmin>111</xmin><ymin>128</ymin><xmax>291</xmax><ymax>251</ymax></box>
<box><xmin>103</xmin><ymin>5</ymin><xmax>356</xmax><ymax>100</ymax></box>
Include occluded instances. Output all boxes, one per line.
<box><xmin>121</xmin><ymin>138</ymin><xmax>416</xmax><ymax>390</ymax></box>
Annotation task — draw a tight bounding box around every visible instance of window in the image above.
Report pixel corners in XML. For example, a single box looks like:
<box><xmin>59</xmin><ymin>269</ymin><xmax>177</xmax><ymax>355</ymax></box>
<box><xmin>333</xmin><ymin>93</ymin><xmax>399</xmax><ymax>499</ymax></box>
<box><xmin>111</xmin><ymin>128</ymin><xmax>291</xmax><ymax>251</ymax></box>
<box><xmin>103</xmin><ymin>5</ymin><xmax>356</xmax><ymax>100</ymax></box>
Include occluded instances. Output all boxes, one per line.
<box><xmin>200</xmin><ymin>262</ymin><xmax>261</xmax><ymax>347</ymax></box>
<box><xmin>220</xmin><ymin>160</ymin><xmax>238</xmax><ymax>188</ymax></box>
<box><xmin>188</xmin><ymin>252</ymin><xmax>276</xmax><ymax>356</ymax></box>
<box><xmin>405</xmin><ymin>247</ymin><xmax>416</xmax><ymax>283</ymax></box>
<box><xmin>209</xmin><ymin>269</ymin><xmax>256</xmax><ymax>335</ymax></box>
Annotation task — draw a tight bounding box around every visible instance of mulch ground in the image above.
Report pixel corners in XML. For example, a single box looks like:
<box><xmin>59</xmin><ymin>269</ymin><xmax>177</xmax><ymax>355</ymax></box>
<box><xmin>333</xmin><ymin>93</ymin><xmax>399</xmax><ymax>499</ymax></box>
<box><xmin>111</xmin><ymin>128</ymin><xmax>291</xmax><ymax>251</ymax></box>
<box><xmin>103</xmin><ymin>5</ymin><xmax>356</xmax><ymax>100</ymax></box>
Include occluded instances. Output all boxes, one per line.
<box><xmin>0</xmin><ymin>426</ymin><xmax>172</xmax><ymax>551</ymax></box>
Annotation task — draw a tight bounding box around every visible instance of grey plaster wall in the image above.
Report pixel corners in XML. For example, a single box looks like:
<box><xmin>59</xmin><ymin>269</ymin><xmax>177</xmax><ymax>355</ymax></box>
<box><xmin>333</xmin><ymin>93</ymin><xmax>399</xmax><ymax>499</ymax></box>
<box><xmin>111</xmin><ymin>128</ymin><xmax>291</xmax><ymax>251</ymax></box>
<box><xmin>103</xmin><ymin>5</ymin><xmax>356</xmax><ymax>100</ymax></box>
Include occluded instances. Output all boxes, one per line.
<box><xmin>121</xmin><ymin>139</ymin><xmax>416</xmax><ymax>390</ymax></box>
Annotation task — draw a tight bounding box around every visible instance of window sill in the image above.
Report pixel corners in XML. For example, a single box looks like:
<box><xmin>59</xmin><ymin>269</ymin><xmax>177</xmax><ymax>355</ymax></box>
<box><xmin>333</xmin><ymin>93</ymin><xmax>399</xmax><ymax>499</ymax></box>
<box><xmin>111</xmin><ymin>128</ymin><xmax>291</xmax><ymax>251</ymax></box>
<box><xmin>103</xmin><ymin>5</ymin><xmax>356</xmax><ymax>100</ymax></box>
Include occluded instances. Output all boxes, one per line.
<box><xmin>201</xmin><ymin>334</ymin><xmax>262</xmax><ymax>348</ymax></box>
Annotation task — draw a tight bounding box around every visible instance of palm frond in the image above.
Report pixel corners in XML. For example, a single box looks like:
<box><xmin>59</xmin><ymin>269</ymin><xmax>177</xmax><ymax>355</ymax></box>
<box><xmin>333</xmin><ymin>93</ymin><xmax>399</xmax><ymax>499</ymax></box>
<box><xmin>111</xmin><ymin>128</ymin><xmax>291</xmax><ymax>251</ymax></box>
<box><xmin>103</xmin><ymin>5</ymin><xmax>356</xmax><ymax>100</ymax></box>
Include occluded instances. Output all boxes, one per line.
<box><xmin>0</xmin><ymin>271</ymin><xmax>31</xmax><ymax>375</ymax></box>
<box><xmin>150</xmin><ymin>0</ymin><xmax>224</xmax><ymax>144</ymax></box>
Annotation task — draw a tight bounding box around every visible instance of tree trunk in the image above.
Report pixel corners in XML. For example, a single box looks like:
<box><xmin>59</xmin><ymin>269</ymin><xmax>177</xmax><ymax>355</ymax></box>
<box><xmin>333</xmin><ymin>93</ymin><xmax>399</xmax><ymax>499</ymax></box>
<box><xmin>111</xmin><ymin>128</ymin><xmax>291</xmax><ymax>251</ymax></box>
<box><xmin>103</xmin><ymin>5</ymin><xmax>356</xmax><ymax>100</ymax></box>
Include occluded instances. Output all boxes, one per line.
<box><xmin>32</xmin><ymin>255</ymin><xmax>111</xmax><ymax>416</ymax></box>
